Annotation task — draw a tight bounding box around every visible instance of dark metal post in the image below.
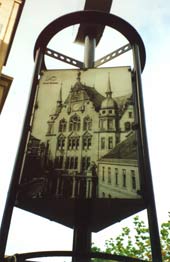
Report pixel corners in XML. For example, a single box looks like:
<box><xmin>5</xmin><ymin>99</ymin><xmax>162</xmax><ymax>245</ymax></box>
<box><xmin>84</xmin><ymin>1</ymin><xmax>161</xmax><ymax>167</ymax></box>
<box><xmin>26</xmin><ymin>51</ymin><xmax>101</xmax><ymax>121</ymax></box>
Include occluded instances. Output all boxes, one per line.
<box><xmin>84</xmin><ymin>36</ymin><xmax>96</xmax><ymax>68</ymax></box>
<box><xmin>132</xmin><ymin>44</ymin><xmax>162</xmax><ymax>262</ymax></box>
<box><xmin>72</xmin><ymin>35</ymin><xmax>96</xmax><ymax>262</ymax></box>
<box><xmin>0</xmin><ymin>48</ymin><xmax>43</xmax><ymax>261</ymax></box>
<box><xmin>72</xmin><ymin>208</ymin><xmax>92</xmax><ymax>262</ymax></box>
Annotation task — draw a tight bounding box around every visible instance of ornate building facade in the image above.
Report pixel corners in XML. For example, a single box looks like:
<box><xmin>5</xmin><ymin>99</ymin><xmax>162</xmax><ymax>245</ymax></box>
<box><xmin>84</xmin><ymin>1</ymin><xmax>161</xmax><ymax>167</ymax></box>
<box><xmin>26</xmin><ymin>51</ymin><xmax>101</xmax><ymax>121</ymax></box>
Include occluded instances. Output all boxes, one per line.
<box><xmin>45</xmin><ymin>71</ymin><xmax>134</xmax><ymax>175</ymax></box>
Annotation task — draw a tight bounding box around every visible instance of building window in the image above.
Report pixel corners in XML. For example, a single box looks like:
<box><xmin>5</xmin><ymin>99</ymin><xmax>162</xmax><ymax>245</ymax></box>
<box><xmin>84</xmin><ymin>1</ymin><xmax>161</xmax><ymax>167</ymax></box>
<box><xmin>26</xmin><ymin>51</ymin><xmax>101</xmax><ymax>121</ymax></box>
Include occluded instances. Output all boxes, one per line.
<box><xmin>70</xmin><ymin>157</ymin><xmax>74</xmax><ymax>169</ymax></box>
<box><xmin>55</xmin><ymin>156</ymin><xmax>63</xmax><ymax>169</ymax></box>
<box><xmin>68</xmin><ymin>136</ymin><xmax>80</xmax><ymax>150</ymax></box>
<box><xmin>131</xmin><ymin>170</ymin><xmax>136</xmax><ymax>190</ymax></box>
<box><xmin>59</xmin><ymin>118</ymin><xmax>67</xmax><ymax>132</ymax></box>
<box><xmin>65</xmin><ymin>156</ymin><xmax>78</xmax><ymax>169</ymax></box>
<box><xmin>108</xmin><ymin>167</ymin><xmax>111</xmax><ymax>184</ymax></box>
<box><xmin>108</xmin><ymin>137</ymin><xmax>113</xmax><ymax>149</ymax></box>
<box><xmin>102</xmin><ymin>166</ymin><xmax>105</xmax><ymax>182</ymax></box>
<box><xmin>108</xmin><ymin>119</ymin><xmax>113</xmax><ymax>129</ymax></box>
<box><xmin>101</xmin><ymin>137</ymin><xmax>105</xmax><ymax>149</ymax></box>
<box><xmin>82</xmin><ymin>157</ymin><xmax>91</xmax><ymax>171</ymax></box>
<box><xmin>65</xmin><ymin>157</ymin><xmax>70</xmax><ymax>169</ymax></box>
<box><xmin>83</xmin><ymin>116</ymin><xmax>92</xmax><ymax>131</ymax></box>
<box><xmin>99</xmin><ymin>119</ymin><xmax>104</xmax><ymax>129</ymax></box>
<box><xmin>69</xmin><ymin>114</ymin><xmax>80</xmax><ymax>131</ymax></box>
<box><xmin>47</xmin><ymin>122</ymin><xmax>53</xmax><ymax>135</ymax></box>
<box><xmin>122</xmin><ymin>169</ymin><xmax>126</xmax><ymax>187</ymax></box>
<box><xmin>57</xmin><ymin>136</ymin><xmax>65</xmax><ymax>150</ymax></box>
<box><xmin>115</xmin><ymin>168</ymin><xmax>119</xmax><ymax>185</ymax></box>
<box><xmin>125</xmin><ymin>121</ymin><xmax>131</xmax><ymax>131</ymax></box>
<box><xmin>83</xmin><ymin>135</ymin><xmax>92</xmax><ymax>150</ymax></box>
<box><xmin>129</xmin><ymin>111</ymin><xmax>133</xmax><ymax>118</ymax></box>
<box><xmin>75</xmin><ymin>157</ymin><xmax>78</xmax><ymax>169</ymax></box>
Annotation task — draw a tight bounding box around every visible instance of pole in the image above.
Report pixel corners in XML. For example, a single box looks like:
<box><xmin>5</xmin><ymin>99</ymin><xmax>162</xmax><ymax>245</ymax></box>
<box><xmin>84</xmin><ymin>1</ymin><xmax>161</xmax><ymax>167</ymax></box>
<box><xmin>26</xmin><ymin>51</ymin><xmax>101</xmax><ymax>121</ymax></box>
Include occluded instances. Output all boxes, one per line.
<box><xmin>132</xmin><ymin>44</ymin><xmax>162</xmax><ymax>262</ymax></box>
<box><xmin>0</xmin><ymin>48</ymin><xmax>43</xmax><ymax>261</ymax></box>
<box><xmin>72</xmin><ymin>201</ymin><xmax>92</xmax><ymax>262</ymax></box>
<box><xmin>84</xmin><ymin>36</ymin><xmax>96</xmax><ymax>68</ymax></box>
<box><xmin>72</xmin><ymin>35</ymin><xmax>96</xmax><ymax>262</ymax></box>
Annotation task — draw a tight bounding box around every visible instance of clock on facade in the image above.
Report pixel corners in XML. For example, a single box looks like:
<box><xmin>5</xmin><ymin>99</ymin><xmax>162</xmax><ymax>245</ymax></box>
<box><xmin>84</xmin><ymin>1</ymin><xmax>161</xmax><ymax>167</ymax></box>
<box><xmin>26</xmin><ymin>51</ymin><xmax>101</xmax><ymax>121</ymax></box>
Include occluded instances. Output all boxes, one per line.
<box><xmin>72</xmin><ymin>103</ymin><xmax>82</xmax><ymax>111</ymax></box>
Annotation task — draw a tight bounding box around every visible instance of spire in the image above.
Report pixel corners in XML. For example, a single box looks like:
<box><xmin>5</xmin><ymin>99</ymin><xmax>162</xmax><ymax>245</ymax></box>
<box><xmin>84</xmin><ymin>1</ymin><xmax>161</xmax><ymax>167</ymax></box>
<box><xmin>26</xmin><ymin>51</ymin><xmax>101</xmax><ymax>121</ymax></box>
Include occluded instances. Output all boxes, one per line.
<box><xmin>57</xmin><ymin>83</ymin><xmax>62</xmax><ymax>106</ymax></box>
<box><xmin>55</xmin><ymin>83</ymin><xmax>63</xmax><ymax>115</ymax></box>
<box><xmin>105</xmin><ymin>73</ymin><xmax>112</xmax><ymax>98</ymax></box>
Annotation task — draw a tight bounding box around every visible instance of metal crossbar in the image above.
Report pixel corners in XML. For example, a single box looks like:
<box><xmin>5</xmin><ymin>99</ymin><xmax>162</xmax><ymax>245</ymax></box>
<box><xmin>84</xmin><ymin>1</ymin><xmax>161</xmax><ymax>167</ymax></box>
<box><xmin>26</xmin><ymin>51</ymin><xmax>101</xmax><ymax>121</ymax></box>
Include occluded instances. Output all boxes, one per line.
<box><xmin>45</xmin><ymin>48</ymin><xmax>84</xmax><ymax>68</ymax></box>
<box><xmin>94</xmin><ymin>43</ymin><xmax>131</xmax><ymax>67</ymax></box>
<box><xmin>45</xmin><ymin>44</ymin><xmax>131</xmax><ymax>69</ymax></box>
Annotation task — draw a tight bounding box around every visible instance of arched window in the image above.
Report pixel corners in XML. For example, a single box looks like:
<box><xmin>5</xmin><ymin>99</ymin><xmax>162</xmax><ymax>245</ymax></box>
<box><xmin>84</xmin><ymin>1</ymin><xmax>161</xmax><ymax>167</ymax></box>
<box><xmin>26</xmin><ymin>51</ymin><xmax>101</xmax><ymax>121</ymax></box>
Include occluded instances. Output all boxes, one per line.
<box><xmin>69</xmin><ymin>114</ymin><xmax>80</xmax><ymax>131</ymax></box>
<box><xmin>83</xmin><ymin>116</ymin><xmax>92</xmax><ymax>131</ymax></box>
<box><xmin>59</xmin><ymin>118</ymin><xmax>67</xmax><ymax>132</ymax></box>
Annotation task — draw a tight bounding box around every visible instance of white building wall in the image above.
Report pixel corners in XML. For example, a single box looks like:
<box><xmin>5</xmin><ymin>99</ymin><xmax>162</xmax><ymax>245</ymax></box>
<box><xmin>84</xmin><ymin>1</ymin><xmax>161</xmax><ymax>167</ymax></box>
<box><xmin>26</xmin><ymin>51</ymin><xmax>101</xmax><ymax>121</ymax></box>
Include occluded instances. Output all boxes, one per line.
<box><xmin>98</xmin><ymin>159</ymin><xmax>141</xmax><ymax>199</ymax></box>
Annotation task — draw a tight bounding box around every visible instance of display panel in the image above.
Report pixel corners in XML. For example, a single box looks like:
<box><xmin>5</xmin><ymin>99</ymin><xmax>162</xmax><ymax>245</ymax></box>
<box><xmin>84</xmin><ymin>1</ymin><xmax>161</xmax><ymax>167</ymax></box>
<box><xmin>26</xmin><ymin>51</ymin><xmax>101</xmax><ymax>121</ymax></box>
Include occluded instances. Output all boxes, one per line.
<box><xmin>15</xmin><ymin>67</ymin><xmax>146</xmax><ymax>231</ymax></box>
<box><xmin>17</xmin><ymin>67</ymin><xmax>142</xmax><ymax>201</ymax></box>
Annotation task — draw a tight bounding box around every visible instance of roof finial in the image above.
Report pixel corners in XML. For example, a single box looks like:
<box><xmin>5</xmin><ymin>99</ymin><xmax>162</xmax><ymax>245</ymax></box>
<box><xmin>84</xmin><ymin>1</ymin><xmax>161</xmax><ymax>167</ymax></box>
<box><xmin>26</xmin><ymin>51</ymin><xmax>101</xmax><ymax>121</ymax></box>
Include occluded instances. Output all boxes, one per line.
<box><xmin>77</xmin><ymin>71</ymin><xmax>81</xmax><ymax>82</ymax></box>
<box><xmin>106</xmin><ymin>72</ymin><xmax>112</xmax><ymax>98</ymax></box>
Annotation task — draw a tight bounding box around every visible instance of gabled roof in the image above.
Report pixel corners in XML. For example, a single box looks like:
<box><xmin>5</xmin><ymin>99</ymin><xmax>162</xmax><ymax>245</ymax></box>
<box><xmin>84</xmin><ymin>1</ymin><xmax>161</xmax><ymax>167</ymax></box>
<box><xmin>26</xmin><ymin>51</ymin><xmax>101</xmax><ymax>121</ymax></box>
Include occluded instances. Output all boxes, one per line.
<box><xmin>101</xmin><ymin>133</ymin><xmax>138</xmax><ymax>160</ymax></box>
<box><xmin>84</xmin><ymin>85</ymin><xmax>105</xmax><ymax>111</ymax></box>
<box><xmin>65</xmin><ymin>81</ymin><xmax>105</xmax><ymax>111</ymax></box>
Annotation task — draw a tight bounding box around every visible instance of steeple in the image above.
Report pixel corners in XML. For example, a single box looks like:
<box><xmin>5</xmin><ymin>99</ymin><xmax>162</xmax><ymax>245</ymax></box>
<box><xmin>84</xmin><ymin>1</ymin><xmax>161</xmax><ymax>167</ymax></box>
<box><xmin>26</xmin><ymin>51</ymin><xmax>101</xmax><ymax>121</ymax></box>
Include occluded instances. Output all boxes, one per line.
<box><xmin>105</xmin><ymin>73</ymin><xmax>112</xmax><ymax>98</ymax></box>
<box><xmin>55</xmin><ymin>83</ymin><xmax>62</xmax><ymax>115</ymax></box>
<box><xmin>101</xmin><ymin>73</ymin><xmax>116</xmax><ymax>110</ymax></box>
<box><xmin>57</xmin><ymin>83</ymin><xmax>62</xmax><ymax>107</ymax></box>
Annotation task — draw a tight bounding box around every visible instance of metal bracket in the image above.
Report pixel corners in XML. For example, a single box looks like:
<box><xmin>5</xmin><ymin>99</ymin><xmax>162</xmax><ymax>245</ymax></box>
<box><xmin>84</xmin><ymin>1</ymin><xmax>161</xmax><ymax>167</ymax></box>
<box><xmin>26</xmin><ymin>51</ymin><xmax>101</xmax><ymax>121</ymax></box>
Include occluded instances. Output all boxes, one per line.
<box><xmin>45</xmin><ymin>44</ymin><xmax>131</xmax><ymax>69</ymax></box>
<box><xmin>45</xmin><ymin>48</ymin><xmax>84</xmax><ymax>68</ymax></box>
<box><xmin>95</xmin><ymin>43</ymin><xmax>131</xmax><ymax>67</ymax></box>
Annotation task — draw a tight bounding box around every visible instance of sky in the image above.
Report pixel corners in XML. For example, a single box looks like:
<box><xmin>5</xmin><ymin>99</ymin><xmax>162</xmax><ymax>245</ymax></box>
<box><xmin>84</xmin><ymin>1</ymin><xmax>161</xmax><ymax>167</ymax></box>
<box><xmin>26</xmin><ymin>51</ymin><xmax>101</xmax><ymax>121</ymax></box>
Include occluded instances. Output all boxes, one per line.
<box><xmin>0</xmin><ymin>0</ymin><xmax>170</xmax><ymax>257</ymax></box>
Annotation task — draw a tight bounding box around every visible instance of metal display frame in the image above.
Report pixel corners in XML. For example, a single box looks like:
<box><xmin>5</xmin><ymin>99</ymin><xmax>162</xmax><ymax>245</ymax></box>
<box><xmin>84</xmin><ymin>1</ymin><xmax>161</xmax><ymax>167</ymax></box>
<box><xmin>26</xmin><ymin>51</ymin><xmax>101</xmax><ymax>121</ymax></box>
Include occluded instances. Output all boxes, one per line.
<box><xmin>0</xmin><ymin>11</ymin><xmax>162</xmax><ymax>262</ymax></box>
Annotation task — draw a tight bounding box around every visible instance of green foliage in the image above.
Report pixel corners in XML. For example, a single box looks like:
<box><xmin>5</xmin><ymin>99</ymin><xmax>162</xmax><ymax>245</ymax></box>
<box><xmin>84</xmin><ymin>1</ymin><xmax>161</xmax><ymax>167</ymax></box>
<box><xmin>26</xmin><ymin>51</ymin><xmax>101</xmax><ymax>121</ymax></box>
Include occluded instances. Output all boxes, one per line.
<box><xmin>92</xmin><ymin>213</ymin><xmax>170</xmax><ymax>261</ymax></box>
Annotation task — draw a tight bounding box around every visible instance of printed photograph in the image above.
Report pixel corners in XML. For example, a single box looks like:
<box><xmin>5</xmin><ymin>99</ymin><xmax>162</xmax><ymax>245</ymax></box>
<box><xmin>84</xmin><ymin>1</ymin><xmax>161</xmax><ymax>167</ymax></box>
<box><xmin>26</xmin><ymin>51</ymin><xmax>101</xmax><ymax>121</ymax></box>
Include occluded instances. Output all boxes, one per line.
<box><xmin>18</xmin><ymin>67</ymin><xmax>142</xmax><ymax>200</ymax></box>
